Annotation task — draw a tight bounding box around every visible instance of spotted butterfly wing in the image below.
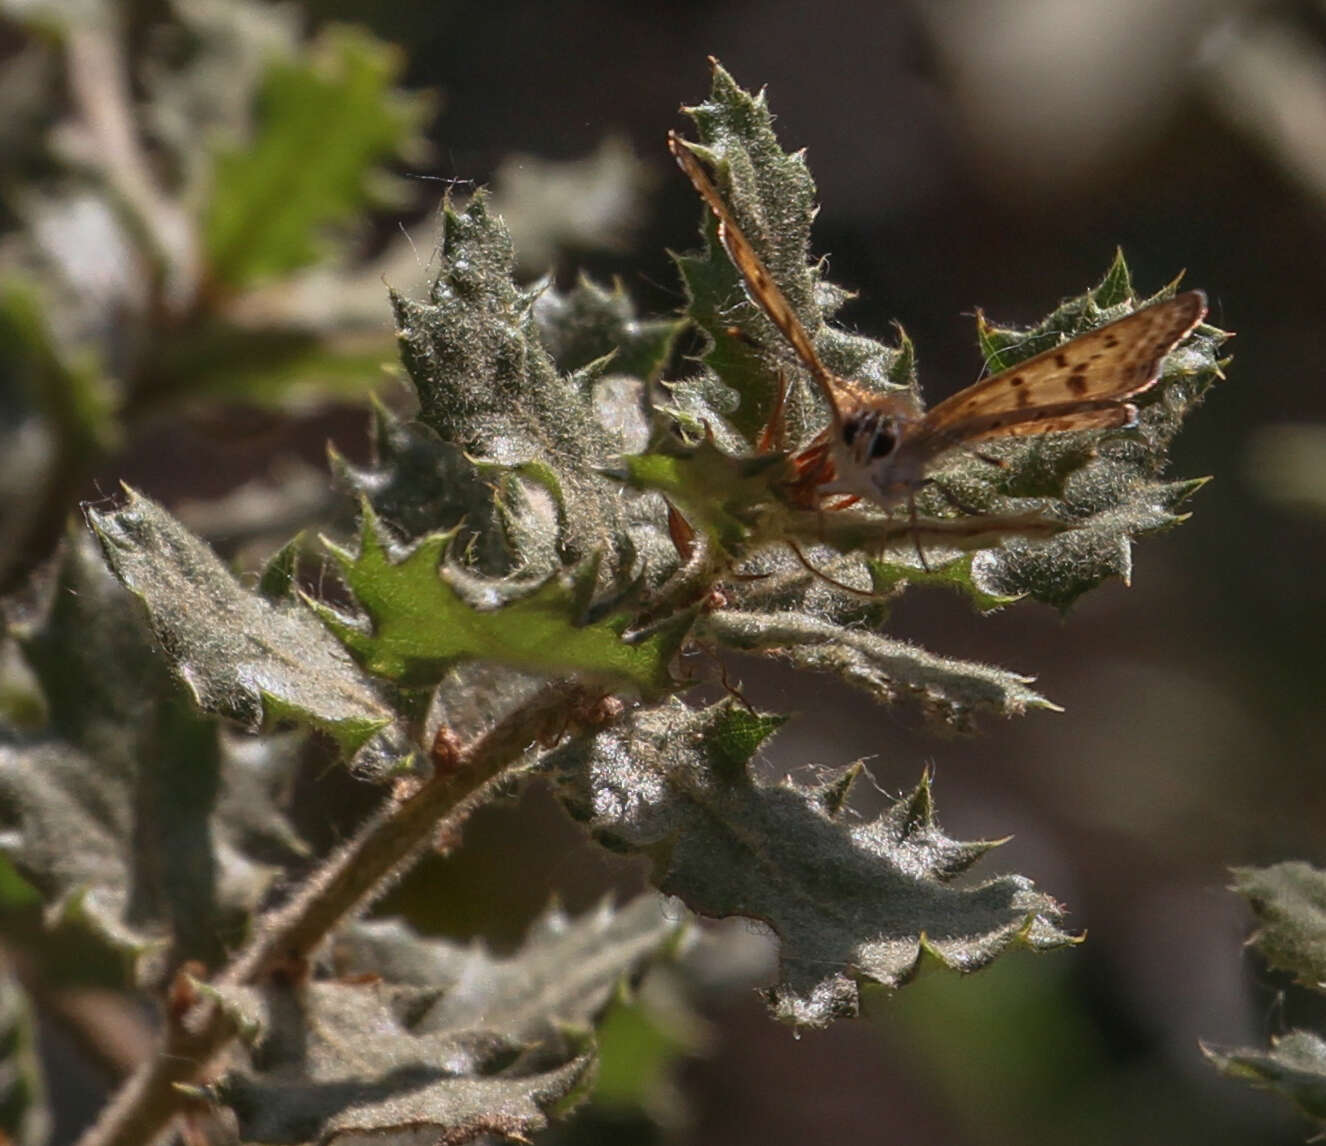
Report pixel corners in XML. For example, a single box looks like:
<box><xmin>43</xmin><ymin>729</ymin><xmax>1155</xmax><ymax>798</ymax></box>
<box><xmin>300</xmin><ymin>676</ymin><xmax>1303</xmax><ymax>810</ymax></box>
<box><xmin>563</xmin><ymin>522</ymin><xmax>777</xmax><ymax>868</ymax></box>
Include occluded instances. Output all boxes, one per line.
<box><xmin>915</xmin><ymin>291</ymin><xmax>1208</xmax><ymax>445</ymax></box>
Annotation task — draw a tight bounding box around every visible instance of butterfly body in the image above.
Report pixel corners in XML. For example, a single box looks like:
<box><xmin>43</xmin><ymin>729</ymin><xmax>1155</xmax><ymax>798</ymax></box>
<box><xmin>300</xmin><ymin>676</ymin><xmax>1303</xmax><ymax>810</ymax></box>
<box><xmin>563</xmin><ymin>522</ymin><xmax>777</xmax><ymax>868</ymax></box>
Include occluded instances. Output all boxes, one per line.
<box><xmin>667</xmin><ymin>130</ymin><xmax>1208</xmax><ymax>521</ymax></box>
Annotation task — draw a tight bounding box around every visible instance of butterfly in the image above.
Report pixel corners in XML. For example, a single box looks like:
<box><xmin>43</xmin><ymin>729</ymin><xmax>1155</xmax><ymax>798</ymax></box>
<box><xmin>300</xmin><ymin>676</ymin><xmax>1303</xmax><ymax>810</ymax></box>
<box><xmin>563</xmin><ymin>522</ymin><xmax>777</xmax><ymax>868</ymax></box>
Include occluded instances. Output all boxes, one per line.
<box><xmin>667</xmin><ymin>130</ymin><xmax>1207</xmax><ymax>523</ymax></box>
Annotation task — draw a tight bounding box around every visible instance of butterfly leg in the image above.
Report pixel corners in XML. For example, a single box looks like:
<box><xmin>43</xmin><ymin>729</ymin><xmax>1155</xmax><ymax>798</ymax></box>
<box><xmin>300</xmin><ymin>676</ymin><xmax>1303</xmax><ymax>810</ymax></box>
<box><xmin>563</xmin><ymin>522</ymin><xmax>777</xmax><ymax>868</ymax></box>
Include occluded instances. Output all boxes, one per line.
<box><xmin>757</xmin><ymin>368</ymin><xmax>790</xmax><ymax>454</ymax></box>
<box><xmin>787</xmin><ymin>539</ymin><xmax>878</xmax><ymax>597</ymax></box>
<box><xmin>907</xmin><ymin>486</ymin><xmax>932</xmax><ymax>572</ymax></box>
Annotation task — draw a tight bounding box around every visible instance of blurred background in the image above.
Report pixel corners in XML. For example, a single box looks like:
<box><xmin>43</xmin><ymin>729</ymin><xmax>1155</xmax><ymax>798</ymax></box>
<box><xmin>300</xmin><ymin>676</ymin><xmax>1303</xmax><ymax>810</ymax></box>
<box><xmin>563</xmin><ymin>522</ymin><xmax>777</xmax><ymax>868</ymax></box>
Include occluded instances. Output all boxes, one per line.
<box><xmin>6</xmin><ymin>0</ymin><xmax>1326</xmax><ymax>1142</ymax></box>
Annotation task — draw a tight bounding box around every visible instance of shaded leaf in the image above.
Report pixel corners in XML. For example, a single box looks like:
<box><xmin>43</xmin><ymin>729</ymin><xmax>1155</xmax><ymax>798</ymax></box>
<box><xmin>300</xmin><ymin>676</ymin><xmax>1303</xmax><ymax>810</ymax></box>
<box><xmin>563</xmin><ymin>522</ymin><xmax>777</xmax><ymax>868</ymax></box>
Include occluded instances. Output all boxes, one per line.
<box><xmin>205</xmin><ymin>24</ymin><xmax>431</xmax><ymax>289</ymax></box>
<box><xmin>210</xmin><ymin>896</ymin><xmax>681</xmax><ymax>1144</ymax></box>
<box><xmin>87</xmin><ymin>488</ymin><xmax>398</xmax><ymax>760</ymax></box>
<box><xmin>533</xmin><ymin>274</ymin><xmax>682</xmax><ymax>381</ymax></box>
<box><xmin>332</xmin><ymin>401</ymin><xmax>525</xmax><ymax>576</ymax></box>
<box><xmin>310</xmin><ymin>503</ymin><xmax>688</xmax><ymax>697</ymax></box>
<box><xmin>541</xmin><ymin>699</ymin><xmax>1073</xmax><ymax>1027</ymax></box>
<box><xmin>2</xmin><ymin>532</ymin><xmax>309</xmax><ymax>967</ymax></box>
<box><xmin>1203</xmin><ymin>1031</ymin><xmax>1326</xmax><ymax>1123</ymax></box>
<box><xmin>1232</xmin><ymin>862</ymin><xmax>1326</xmax><ymax>993</ymax></box>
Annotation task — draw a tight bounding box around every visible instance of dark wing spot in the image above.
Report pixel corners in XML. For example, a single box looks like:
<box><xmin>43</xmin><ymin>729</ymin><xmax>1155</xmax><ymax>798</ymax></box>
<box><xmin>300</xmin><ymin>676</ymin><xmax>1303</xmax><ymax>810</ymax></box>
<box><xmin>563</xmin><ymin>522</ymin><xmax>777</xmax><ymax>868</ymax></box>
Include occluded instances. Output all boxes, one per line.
<box><xmin>1016</xmin><ymin>389</ymin><xmax>1031</xmax><ymax>408</ymax></box>
<box><xmin>1067</xmin><ymin>371</ymin><xmax>1089</xmax><ymax>395</ymax></box>
<box><xmin>1103</xmin><ymin>335</ymin><xmax>1119</xmax><ymax>348</ymax></box>
<box><xmin>1010</xmin><ymin>374</ymin><xmax>1026</xmax><ymax>387</ymax></box>
<box><xmin>1054</xmin><ymin>352</ymin><xmax>1069</xmax><ymax>369</ymax></box>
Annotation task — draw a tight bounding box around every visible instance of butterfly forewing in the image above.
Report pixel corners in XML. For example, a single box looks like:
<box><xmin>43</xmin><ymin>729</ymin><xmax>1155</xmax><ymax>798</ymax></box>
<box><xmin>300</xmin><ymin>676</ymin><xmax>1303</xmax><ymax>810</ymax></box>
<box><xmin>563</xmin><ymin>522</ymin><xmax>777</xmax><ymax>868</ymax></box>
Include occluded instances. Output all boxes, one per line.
<box><xmin>668</xmin><ymin>131</ymin><xmax>860</xmax><ymax>425</ymax></box>
<box><xmin>920</xmin><ymin>291</ymin><xmax>1207</xmax><ymax>442</ymax></box>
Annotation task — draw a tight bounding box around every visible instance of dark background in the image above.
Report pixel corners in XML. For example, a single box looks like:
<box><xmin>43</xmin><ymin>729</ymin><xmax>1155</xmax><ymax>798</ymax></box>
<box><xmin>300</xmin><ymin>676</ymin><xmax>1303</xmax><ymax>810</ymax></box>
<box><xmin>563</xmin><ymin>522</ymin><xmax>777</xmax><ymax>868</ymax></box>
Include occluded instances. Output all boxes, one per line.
<box><xmin>86</xmin><ymin>0</ymin><xmax>1326</xmax><ymax>1142</ymax></box>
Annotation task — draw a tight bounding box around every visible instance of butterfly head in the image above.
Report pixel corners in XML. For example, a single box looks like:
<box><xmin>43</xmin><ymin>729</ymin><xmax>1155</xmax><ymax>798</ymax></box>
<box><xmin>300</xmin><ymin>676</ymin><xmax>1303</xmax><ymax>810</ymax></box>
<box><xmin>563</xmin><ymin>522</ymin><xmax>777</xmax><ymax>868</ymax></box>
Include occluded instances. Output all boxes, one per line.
<box><xmin>841</xmin><ymin>408</ymin><xmax>900</xmax><ymax>466</ymax></box>
<box><xmin>828</xmin><ymin>399</ymin><xmax>930</xmax><ymax>507</ymax></box>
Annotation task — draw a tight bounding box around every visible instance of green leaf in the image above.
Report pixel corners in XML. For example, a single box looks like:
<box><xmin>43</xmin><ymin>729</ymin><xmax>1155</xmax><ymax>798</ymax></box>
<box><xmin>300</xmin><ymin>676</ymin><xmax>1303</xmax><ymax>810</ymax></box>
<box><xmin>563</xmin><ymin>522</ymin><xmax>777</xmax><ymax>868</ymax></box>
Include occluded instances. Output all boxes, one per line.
<box><xmin>609</xmin><ymin>433</ymin><xmax>793</xmax><ymax>556</ymax></box>
<box><xmin>204</xmin><ymin>24</ymin><xmax>431</xmax><ymax>289</ymax></box>
<box><xmin>149</xmin><ymin>318</ymin><xmax>398</xmax><ymax>407</ymax></box>
<box><xmin>542</xmin><ymin>699</ymin><xmax>1074</xmax><ymax>1027</ymax></box>
<box><xmin>86</xmin><ymin>488</ymin><xmax>398</xmax><ymax>760</ymax></box>
<box><xmin>0</xmin><ymin>276</ymin><xmax>117</xmax><ymax>460</ymax></box>
<box><xmin>310</xmin><ymin>503</ymin><xmax>689</xmax><ymax>696</ymax></box>
<box><xmin>332</xmin><ymin>401</ymin><xmax>526</xmax><ymax>576</ymax></box>
<box><xmin>257</xmin><ymin>534</ymin><xmax>301</xmax><ymax>600</ymax></box>
<box><xmin>0</xmin><ymin>970</ymin><xmax>48</xmax><ymax>1146</ymax></box>
<box><xmin>207</xmin><ymin>896</ymin><xmax>680</xmax><ymax>1143</ymax></box>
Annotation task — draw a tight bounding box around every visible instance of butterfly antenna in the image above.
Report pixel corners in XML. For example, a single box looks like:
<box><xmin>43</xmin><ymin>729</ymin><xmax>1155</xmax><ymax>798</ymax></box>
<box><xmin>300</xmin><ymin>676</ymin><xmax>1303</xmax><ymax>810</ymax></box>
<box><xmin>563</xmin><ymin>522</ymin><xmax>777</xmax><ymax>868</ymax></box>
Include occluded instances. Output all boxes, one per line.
<box><xmin>668</xmin><ymin>130</ymin><xmax>847</xmax><ymax>434</ymax></box>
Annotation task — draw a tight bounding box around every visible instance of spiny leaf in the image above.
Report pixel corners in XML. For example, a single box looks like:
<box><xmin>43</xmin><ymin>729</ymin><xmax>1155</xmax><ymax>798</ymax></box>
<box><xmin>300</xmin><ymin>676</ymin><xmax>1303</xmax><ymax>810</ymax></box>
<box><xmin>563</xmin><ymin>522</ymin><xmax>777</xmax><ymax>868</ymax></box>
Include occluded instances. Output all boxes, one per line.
<box><xmin>207</xmin><ymin>896</ymin><xmax>680</xmax><ymax>1144</ymax></box>
<box><xmin>662</xmin><ymin>67</ymin><xmax>1226</xmax><ymax>611</ymax></box>
<box><xmin>332</xmin><ymin>400</ymin><xmax>528</xmax><ymax>575</ymax></box>
<box><xmin>391</xmin><ymin>193</ymin><xmax>641</xmax><ymax>575</ymax></box>
<box><xmin>1201</xmin><ymin>864</ymin><xmax>1326</xmax><ymax>1128</ymax></box>
<box><xmin>204</xmin><ymin>24</ymin><xmax>430</xmax><ymax>289</ymax></box>
<box><xmin>542</xmin><ymin>699</ymin><xmax>1073</xmax><ymax>1027</ymax></box>
<box><xmin>609</xmin><ymin>433</ymin><xmax>792</xmax><ymax>555</ymax></box>
<box><xmin>87</xmin><ymin>488</ymin><xmax>398</xmax><ymax>760</ymax></box>
<box><xmin>310</xmin><ymin>502</ymin><xmax>689</xmax><ymax>696</ymax></box>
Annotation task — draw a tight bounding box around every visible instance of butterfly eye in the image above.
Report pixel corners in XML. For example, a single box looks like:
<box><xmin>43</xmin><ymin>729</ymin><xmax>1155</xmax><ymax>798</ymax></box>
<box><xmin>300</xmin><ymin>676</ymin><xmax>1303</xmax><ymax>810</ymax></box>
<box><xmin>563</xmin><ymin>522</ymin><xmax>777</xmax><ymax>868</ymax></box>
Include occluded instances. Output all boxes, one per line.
<box><xmin>843</xmin><ymin>412</ymin><xmax>896</xmax><ymax>460</ymax></box>
<box><xmin>867</xmin><ymin>422</ymin><xmax>896</xmax><ymax>459</ymax></box>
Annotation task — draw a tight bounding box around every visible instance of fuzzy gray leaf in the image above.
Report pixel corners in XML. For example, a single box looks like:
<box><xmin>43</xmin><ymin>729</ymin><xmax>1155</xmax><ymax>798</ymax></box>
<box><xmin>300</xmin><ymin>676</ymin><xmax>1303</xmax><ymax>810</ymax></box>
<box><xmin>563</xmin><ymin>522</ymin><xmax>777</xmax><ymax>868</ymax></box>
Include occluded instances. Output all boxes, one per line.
<box><xmin>87</xmin><ymin>488</ymin><xmax>399</xmax><ymax>761</ymax></box>
<box><xmin>1</xmin><ymin>534</ymin><xmax>309</xmax><ymax>967</ymax></box>
<box><xmin>699</xmin><ymin>609</ymin><xmax>1054</xmax><ymax>728</ymax></box>
<box><xmin>542</xmin><ymin>699</ymin><xmax>1073</xmax><ymax>1027</ymax></box>
<box><xmin>391</xmin><ymin>195</ymin><xmax>645</xmax><ymax>576</ymax></box>
<box><xmin>210</xmin><ymin>896</ymin><xmax>680</xmax><ymax>1143</ymax></box>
